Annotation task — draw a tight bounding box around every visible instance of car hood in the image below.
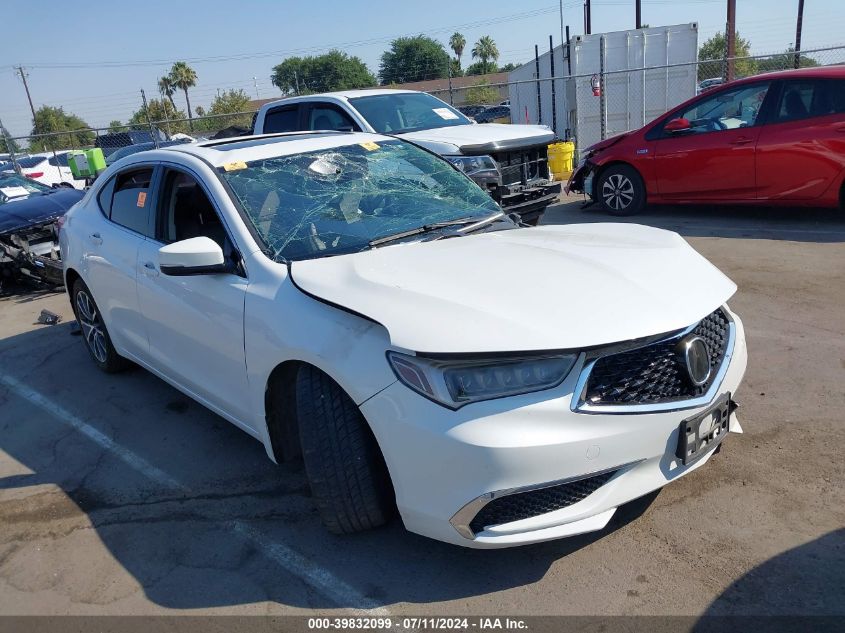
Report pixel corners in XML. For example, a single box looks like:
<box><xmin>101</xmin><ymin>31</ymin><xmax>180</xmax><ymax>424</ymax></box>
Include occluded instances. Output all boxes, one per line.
<box><xmin>290</xmin><ymin>224</ymin><xmax>737</xmax><ymax>354</ymax></box>
<box><xmin>398</xmin><ymin>123</ymin><xmax>555</xmax><ymax>155</ymax></box>
<box><xmin>0</xmin><ymin>189</ymin><xmax>83</xmax><ymax>234</ymax></box>
<box><xmin>584</xmin><ymin>131</ymin><xmax>632</xmax><ymax>155</ymax></box>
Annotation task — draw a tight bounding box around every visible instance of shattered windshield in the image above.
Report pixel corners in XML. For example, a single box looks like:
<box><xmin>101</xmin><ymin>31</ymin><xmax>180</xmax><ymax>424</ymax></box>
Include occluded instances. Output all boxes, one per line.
<box><xmin>221</xmin><ymin>139</ymin><xmax>500</xmax><ymax>261</ymax></box>
<box><xmin>349</xmin><ymin>93</ymin><xmax>471</xmax><ymax>134</ymax></box>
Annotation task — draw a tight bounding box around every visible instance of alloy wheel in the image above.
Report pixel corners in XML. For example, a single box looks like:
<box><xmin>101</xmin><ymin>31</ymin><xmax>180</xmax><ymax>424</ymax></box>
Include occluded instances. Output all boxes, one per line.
<box><xmin>75</xmin><ymin>290</ymin><xmax>108</xmax><ymax>364</ymax></box>
<box><xmin>602</xmin><ymin>174</ymin><xmax>635</xmax><ymax>211</ymax></box>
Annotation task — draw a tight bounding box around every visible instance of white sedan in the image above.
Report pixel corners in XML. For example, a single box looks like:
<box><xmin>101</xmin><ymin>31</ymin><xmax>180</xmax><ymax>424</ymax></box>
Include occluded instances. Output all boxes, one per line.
<box><xmin>60</xmin><ymin>131</ymin><xmax>747</xmax><ymax>548</ymax></box>
<box><xmin>5</xmin><ymin>151</ymin><xmax>83</xmax><ymax>189</ymax></box>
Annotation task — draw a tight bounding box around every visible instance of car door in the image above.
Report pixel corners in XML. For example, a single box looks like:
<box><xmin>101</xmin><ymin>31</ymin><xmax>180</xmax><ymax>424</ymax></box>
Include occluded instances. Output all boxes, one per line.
<box><xmin>652</xmin><ymin>81</ymin><xmax>773</xmax><ymax>201</ymax></box>
<box><xmin>135</xmin><ymin>163</ymin><xmax>251</xmax><ymax>424</ymax></box>
<box><xmin>303</xmin><ymin>103</ymin><xmax>361</xmax><ymax>132</ymax></box>
<box><xmin>755</xmin><ymin>78</ymin><xmax>845</xmax><ymax>201</ymax></box>
<box><xmin>83</xmin><ymin>165</ymin><xmax>158</xmax><ymax>359</ymax></box>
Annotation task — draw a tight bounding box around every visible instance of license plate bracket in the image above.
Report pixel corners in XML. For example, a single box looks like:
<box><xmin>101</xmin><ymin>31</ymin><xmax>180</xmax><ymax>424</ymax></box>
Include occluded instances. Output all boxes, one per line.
<box><xmin>676</xmin><ymin>393</ymin><xmax>731</xmax><ymax>465</ymax></box>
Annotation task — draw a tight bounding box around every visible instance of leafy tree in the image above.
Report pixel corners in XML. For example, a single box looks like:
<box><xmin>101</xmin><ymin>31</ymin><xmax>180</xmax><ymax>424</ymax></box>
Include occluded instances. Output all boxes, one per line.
<box><xmin>464</xmin><ymin>81</ymin><xmax>499</xmax><ymax>105</ymax></box>
<box><xmin>128</xmin><ymin>98</ymin><xmax>188</xmax><ymax>134</ymax></box>
<box><xmin>472</xmin><ymin>36</ymin><xmax>499</xmax><ymax>67</ymax></box>
<box><xmin>272</xmin><ymin>50</ymin><xmax>375</xmax><ymax>95</ymax></box>
<box><xmin>158</xmin><ymin>76</ymin><xmax>177</xmax><ymax>110</ymax></box>
<box><xmin>698</xmin><ymin>31</ymin><xmax>756</xmax><ymax>80</ymax></box>
<box><xmin>199</xmin><ymin>88</ymin><xmax>253</xmax><ymax>131</ymax></box>
<box><xmin>168</xmin><ymin>61</ymin><xmax>198</xmax><ymax>130</ymax></box>
<box><xmin>499</xmin><ymin>62</ymin><xmax>518</xmax><ymax>73</ymax></box>
<box><xmin>31</xmin><ymin>105</ymin><xmax>94</xmax><ymax>151</ymax></box>
<box><xmin>107</xmin><ymin>120</ymin><xmax>124</xmax><ymax>133</ymax></box>
<box><xmin>449</xmin><ymin>32</ymin><xmax>466</xmax><ymax>68</ymax></box>
<box><xmin>757</xmin><ymin>46</ymin><xmax>820</xmax><ymax>73</ymax></box>
<box><xmin>379</xmin><ymin>35</ymin><xmax>450</xmax><ymax>84</ymax></box>
<box><xmin>0</xmin><ymin>127</ymin><xmax>20</xmax><ymax>153</ymax></box>
<box><xmin>449</xmin><ymin>58</ymin><xmax>463</xmax><ymax>78</ymax></box>
<box><xmin>465</xmin><ymin>60</ymin><xmax>498</xmax><ymax>76</ymax></box>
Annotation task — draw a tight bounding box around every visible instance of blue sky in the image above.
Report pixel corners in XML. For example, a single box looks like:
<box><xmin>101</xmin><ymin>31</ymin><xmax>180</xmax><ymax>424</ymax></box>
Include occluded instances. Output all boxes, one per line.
<box><xmin>2</xmin><ymin>0</ymin><xmax>842</xmax><ymax>137</ymax></box>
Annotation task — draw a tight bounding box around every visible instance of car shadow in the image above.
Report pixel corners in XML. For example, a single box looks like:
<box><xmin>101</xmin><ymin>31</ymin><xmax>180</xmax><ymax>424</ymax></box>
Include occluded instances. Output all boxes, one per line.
<box><xmin>543</xmin><ymin>198</ymin><xmax>845</xmax><ymax>243</ymax></box>
<box><xmin>0</xmin><ymin>322</ymin><xmax>661</xmax><ymax>611</ymax></box>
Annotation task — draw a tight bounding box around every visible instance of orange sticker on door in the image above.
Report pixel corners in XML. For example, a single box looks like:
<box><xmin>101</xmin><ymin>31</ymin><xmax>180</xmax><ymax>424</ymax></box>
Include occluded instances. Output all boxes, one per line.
<box><xmin>136</xmin><ymin>191</ymin><xmax>147</xmax><ymax>207</ymax></box>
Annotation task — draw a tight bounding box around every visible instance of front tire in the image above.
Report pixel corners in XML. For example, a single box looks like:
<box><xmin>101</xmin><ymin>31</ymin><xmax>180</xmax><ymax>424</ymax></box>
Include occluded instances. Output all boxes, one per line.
<box><xmin>71</xmin><ymin>279</ymin><xmax>130</xmax><ymax>373</ymax></box>
<box><xmin>597</xmin><ymin>165</ymin><xmax>645</xmax><ymax>216</ymax></box>
<box><xmin>295</xmin><ymin>365</ymin><xmax>393</xmax><ymax>534</ymax></box>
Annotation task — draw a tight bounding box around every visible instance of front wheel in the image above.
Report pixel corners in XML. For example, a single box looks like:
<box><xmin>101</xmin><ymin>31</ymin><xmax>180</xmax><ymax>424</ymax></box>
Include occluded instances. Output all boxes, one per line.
<box><xmin>597</xmin><ymin>165</ymin><xmax>646</xmax><ymax>216</ymax></box>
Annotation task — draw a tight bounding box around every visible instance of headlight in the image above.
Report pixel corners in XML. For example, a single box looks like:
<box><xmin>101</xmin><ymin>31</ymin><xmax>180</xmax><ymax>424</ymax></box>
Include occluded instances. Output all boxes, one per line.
<box><xmin>444</xmin><ymin>155</ymin><xmax>498</xmax><ymax>177</ymax></box>
<box><xmin>387</xmin><ymin>351</ymin><xmax>578</xmax><ymax>409</ymax></box>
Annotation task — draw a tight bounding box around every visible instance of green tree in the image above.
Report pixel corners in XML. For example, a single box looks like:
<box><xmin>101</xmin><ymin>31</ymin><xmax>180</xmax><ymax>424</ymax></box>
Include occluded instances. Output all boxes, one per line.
<box><xmin>203</xmin><ymin>88</ymin><xmax>253</xmax><ymax>130</ymax></box>
<box><xmin>472</xmin><ymin>35</ymin><xmax>499</xmax><ymax>67</ymax></box>
<box><xmin>698</xmin><ymin>31</ymin><xmax>756</xmax><ymax>80</ymax></box>
<box><xmin>158</xmin><ymin>75</ymin><xmax>177</xmax><ymax>110</ymax></box>
<box><xmin>107</xmin><ymin>120</ymin><xmax>124</xmax><ymax>133</ymax></box>
<box><xmin>0</xmin><ymin>127</ymin><xmax>20</xmax><ymax>153</ymax></box>
<box><xmin>272</xmin><ymin>50</ymin><xmax>375</xmax><ymax>95</ymax></box>
<box><xmin>379</xmin><ymin>35</ymin><xmax>450</xmax><ymax>84</ymax></box>
<box><xmin>465</xmin><ymin>60</ymin><xmax>498</xmax><ymax>76</ymax></box>
<box><xmin>31</xmin><ymin>105</ymin><xmax>94</xmax><ymax>151</ymax></box>
<box><xmin>499</xmin><ymin>62</ymin><xmax>518</xmax><ymax>73</ymax></box>
<box><xmin>128</xmin><ymin>99</ymin><xmax>188</xmax><ymax>134</ymax></box>
<box><xmin>449</xmin><ymin>58</ymin><xmax>463</xmax><ymax>78</ymax></box>
<box><xmin>464</xmin><ymin>80</ymin><xmax>499</xmax><ymax>105</ymax></box>
<box><xmin>449</xmin><ymin>32</ymin><xmax>466</xmax><ymax>69</ymax></box>
<box><xmin>168</xmin><ymin>61</ymin><xmax>198</xmax><ymax>130</ymax></box>
<box><xmin>757</xmin><ymin>46</ymin><xmax>820</xmax><ymax>73</ymax></box>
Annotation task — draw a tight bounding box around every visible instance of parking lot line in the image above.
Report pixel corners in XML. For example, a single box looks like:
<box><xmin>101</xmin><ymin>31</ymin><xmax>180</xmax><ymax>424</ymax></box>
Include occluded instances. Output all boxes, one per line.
<box><xmin>0</xmin><ymin>372</ymin><xmax>392</xmax><ymax>615</ymax></box>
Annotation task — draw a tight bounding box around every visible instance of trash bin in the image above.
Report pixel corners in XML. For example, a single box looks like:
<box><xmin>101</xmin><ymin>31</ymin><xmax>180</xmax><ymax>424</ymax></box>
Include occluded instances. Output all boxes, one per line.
<box><xmin>547</xmin><ymin>141</ymin><xmax>575</xmax><ymax>181</ymax></box>
<box><xmin>68</xmin><ymin>148</ymin><xmax>106</xmax><ymax>180</ymax></box>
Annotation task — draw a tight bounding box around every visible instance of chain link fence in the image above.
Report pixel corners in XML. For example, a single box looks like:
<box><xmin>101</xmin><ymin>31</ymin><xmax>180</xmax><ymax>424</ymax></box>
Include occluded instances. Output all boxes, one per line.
<box><xmin>2</xmin><ymin>44</ymin><xmax>843</xmax><ymax>189</ymax></box>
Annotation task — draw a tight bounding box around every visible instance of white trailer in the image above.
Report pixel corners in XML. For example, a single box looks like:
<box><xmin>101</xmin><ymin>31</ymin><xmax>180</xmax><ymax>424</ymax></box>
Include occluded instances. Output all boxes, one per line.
<box><xmin>508</xmin><ymin>23</ymin><xmax>699</xmax><ymax>154</ymax></box>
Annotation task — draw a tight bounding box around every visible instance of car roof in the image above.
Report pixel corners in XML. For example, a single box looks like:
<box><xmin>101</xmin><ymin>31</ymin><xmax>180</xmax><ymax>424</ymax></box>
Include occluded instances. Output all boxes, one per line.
<box><xmin>163</xmin><ymin>131</ymin><xmax>397</xmax><ymax>167</ymax></box>
<box><xmin>264</xmin><ymin>88</ymin><xmax>420</xmax><ymax>106</ymax></box>
<box><xmin>732</xmin><ymin>65</ymin><xmax>845</xmax><ymax>84</ymax></box>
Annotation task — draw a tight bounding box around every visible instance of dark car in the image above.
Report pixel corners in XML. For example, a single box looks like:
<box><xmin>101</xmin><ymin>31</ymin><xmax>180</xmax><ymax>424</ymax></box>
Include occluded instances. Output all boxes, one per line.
<box><xmin>566</xmin><ymin>66</ymin><xmax>845</xmax><ymax>215</ymax></box>
<box><xmin>457</xmin><ymin>104</ymin><xmax>488</xmax><ymax>119</ymax></box>
<box><xmin>0</xmin><ymin>179</ymin><xmax>83</xmax><ymax>288</ymax></box>
<box><xmin>474</xmin><ymin>105</ymin><xmax>511</xmax><ymax>123</ymax></box>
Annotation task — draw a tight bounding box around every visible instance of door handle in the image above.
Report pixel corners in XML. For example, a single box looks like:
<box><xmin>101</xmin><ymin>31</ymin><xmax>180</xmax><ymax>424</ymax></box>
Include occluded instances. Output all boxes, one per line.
<box><xmin>89</xmin><ymin>232</ymin><xmax>103</xmax><ymax>245</ymax></box>
<box><xmin>729</xmin><ymin>137</ymin><xmax>753</xmax><ymax>145</ymax></box>
<box><xmin>142</xmin><ymin>261</ymin><xmax>159</xmax><ymax>278</ymax></box>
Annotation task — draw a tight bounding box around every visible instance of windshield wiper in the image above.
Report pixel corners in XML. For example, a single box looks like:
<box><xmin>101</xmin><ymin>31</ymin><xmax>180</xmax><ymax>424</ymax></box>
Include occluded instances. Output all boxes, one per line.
<box><xmin>368</xmin><ymin>212</ymin><xmax>503</xmax><ymax>248</ymax></box>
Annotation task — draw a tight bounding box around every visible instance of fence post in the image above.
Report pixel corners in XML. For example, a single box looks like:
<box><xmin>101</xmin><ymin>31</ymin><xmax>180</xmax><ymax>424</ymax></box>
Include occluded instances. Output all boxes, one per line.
<box><xmin>447</xmin><ymin>63</ymin><xmax>454</xmax><ymax>106</ymax></box>
<box><xmin>535</xmin><ymin>45</ymin><xmax>542</xmax><ymax>125</ymax></box>
<box><xmin>599</xmin><ymin>35</ymin><xmax>607</xmax><ymax>140</ymax></box>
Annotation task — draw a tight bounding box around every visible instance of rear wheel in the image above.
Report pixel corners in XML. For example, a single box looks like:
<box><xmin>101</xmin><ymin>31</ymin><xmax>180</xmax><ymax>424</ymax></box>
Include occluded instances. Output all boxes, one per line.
<box><xmin>296</xmin><ymin>365</ymin><xmax>393</xmax><ymax>534</ymax></box>
<box><xmin>597</xmin><ymin>165</ymin><xmax>645</xmax><ymax>216</ymax></box>
<box><xmin>71</xmin><ymin>279</ymin><xmax>130</xmax><ymax>373</ymax></box>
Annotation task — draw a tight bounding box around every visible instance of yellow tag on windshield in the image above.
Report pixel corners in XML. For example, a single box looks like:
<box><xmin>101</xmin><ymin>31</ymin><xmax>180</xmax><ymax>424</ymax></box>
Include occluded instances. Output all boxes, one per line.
<box><xmin>223</xmin><ymin>161</ymin><xmax>247</xmax><ymax>171</ymax></box>
<box><xmin>359</xmin><ymin>141</ymin><xmax>380</xmax><ymax>151</ymax></box>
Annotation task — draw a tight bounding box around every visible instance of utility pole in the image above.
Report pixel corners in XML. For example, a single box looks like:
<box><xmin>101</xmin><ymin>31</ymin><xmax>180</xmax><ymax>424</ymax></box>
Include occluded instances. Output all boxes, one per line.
<box><xmin>294</xmin><ymin>71</ymin><xmax>301</xmax><ymax>96</ymax></box>
<box><xmin>253</xmin><ymin>76</ymin><xmax>260</xmax><ymax>99</ymax></box>
<box><xmin>16</xmin><ymin>66</ymin><xmax>37</xmax><ymax>124</ymax></box>
<box><xmin>725</xmin><ymin>0</ymin><xmax>736</xmax><ymax>81</ymax></box>
<box><xmin>636</xmin><ymin>0</ymin><xmax>642</xmax><ymax>29</ymax></box>
<box><xmin>140</xmin><ymin>88</ymin><xmax>161</xmax><ymax>147</ymax></box>
<box><xmin>794</xmin><ymin>0</ymin><xmax>805</xmax><ymax>69</ymax></box>
<box><xmin>584</xmin><ymin>0</ymin><xmax>592</xmax><ymax>34</ymax></box>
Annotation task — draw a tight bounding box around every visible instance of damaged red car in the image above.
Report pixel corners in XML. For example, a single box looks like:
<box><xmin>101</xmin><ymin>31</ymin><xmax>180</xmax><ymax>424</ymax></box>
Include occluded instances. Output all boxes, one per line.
<box><xmin>566</xmin><ymin>66</ymin><xmax>845</xmax><ymax>215</ymax></box>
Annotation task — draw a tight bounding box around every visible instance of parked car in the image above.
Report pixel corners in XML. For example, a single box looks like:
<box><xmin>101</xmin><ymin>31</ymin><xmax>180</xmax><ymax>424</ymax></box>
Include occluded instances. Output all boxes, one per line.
<box><xmin>567</xmin><ymin>66</ymin><xmax>845</xmax><ymax>215</ymax></box>
<box><xmin>697</xmin><ymin>77</ymin><xmax>725</xmax><ymax>94</ymax></box>
<box><xmin>105</xmin><ymin>139</ymin><xmax>193</xmax><ymax>166</ymax></box>
<box><xmin>61</xmin><ymin>131</ymin><xmax>747</xmax><ymax>548</ymax></box>
<box><xmin>2</xmin><ymin>152</ymin><xmax>83</xmax><ymax>189</ymax></box>
<box><xmin>252</xmin><ymin>90</ymin><xmax>560</xmax><ymax>225</ymax></box>
<box><xmin>1</xmin><ymin>178</ymin><xmax>83</xmax><ymax>287</ymax></box>
<box><xmin>95</xmin><ymin>129</ymin><xmax>167</xmax><ymax>158</ymax></box>
<box><xmin>456</xmin><ymin>104</ymin><xmax>488</xmax><ymax>119</ymax></box>
<box><xmin>474</xmin><ymin>105</ymin><xmax>511</xmax><ymax>124</ymax></box>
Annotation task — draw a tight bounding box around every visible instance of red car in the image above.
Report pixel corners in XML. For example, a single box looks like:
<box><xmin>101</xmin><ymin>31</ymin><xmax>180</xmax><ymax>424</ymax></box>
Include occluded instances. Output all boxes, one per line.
<box><xmin>566</xmin><ymin>66</ymin><xmax>845</xmax><ymax>215</ymax></box>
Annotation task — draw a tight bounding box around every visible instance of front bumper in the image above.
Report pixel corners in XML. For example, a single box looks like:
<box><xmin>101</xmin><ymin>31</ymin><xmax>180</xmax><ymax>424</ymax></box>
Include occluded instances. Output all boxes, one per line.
<box><xmin>361</xmin><ymin>309</ymin><xmax>747</xmax><ymax>549</ymax></box>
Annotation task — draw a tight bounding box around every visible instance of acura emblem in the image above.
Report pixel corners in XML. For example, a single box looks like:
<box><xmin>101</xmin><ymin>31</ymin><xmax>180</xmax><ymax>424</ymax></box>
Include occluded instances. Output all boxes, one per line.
<box><xmin>678</xmin><ymin>336</ymin><xmax>711</xmax><ymax>386</ymax></box>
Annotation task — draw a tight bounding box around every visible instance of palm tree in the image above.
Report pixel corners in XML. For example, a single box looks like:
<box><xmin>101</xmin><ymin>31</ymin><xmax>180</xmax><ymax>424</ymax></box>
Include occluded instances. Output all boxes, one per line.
<box><xmin>449</xmin><ymin>32</ymin><xmax>466</xmax><ymax>68</ymax></box>
<box><xmin>168</xmin><ymin>61</ymin><xmax>198</xmax><ymax>131</ymax></box>
<box><xmin>472</xmin><ymin>35</ymin><xmax>499</xmax><ymax>70</ymax></box>
<box><xmin>157</xmin><ymin>76</ymin><xmax>177</xmax><ymax>111</ymax></box>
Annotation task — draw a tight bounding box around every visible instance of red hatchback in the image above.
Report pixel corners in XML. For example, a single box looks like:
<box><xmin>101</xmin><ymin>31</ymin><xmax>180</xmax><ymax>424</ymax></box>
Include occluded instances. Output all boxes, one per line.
<box><xmin>566</xmin><ymin>66</ymin><xmax>845</xmax><ymax>215</ymax></box>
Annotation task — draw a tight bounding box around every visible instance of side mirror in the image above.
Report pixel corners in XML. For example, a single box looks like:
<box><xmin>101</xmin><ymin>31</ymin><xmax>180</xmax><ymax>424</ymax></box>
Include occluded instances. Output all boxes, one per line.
<box><xmin>664</xmin><ymin>117</ymin><xmax>691</xmax><ymax>133</ymax></box>
<box><xmin>159</xmin><ymin>236</ymin><xmax>227</xmax><ymax>276</ymax></box>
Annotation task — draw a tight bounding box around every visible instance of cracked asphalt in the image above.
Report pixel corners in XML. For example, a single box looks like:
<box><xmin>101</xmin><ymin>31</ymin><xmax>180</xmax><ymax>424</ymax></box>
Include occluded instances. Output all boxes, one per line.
<box><xmin>0</xmin><ymin>196</ymin><xmax>843</xmax><ymax>617</ymax></box>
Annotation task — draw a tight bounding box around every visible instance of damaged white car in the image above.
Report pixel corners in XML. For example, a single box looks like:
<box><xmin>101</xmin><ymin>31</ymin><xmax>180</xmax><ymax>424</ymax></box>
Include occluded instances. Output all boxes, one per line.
<box><xmin>60</xmin><ymin>131</ymin><xmax>747</xmax><ymax>548</ymax></box>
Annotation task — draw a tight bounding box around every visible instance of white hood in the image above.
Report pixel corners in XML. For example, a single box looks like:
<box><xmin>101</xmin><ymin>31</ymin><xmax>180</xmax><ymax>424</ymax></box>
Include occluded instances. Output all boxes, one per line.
<box><xmin>398</xmin><ymin>124</ymin><xmax>555</xmax><ymax>155</ymax></box>
<box><xmin>290</xmin><ymin>224</ymin><xmax>737</xmax><ymax>354</ymax></box>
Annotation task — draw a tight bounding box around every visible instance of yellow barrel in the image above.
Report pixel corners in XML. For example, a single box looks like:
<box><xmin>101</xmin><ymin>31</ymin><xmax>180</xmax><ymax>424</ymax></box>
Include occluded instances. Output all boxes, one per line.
<box><xmin>547</xmin><ymin>141</ymin><xmax>575</xmax><ymax>181</ymax></box>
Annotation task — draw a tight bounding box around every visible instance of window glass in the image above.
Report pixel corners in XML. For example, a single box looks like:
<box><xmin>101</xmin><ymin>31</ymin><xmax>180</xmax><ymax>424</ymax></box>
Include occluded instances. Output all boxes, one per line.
<box><xmin>14</xmin><ymin>156</ymin><xmax>46</xmax><ymax>169</ymax></box>
<box><xmin>157</xmin><ymin>169</ymin><xmax>228</xmax><ymax>249</ymax></box>
<box><xmin>48</xmin><ymin>153</ymin><xmax>69</xmax><ymax>167</ymax></box>
<box><xmin>307</xmin><ymin>105</ymin><xmax>357</xmax><ymax>131</ymax></box>
<box><xmin>110</xmin><ymin>168</ymin><xmax>153</xmax><ymax>235</ymax></box>
<box><xmin>673</xmin><ymin>82</ymin><xmax>770</xmax><ymax>134</ymax></box>
<box><xmin>263</xmin><ymin>107</ymin><xmax>299</xmax><ymax>133</ymax></box>
<box><xmin>349</xmin><ymin>93</ymin><xmax>471</xmax><ymax>134</ymax></box>
<box><xmin>775</xmin><ymin>79</ymin><xmax>845</xmax><ymax>121</ymax></box>
<box><xmin>830</xmin><ymin>80</ymin><xmax>845</xmax><ymax>114</ymax></box>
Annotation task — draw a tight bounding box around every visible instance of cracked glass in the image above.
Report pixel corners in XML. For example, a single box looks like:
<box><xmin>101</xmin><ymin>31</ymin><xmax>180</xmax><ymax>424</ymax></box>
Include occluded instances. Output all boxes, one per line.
<box><xmin>220</xmin><ymin>139</ymin><xmax>500</xmax><ymax>262</ymax></box>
